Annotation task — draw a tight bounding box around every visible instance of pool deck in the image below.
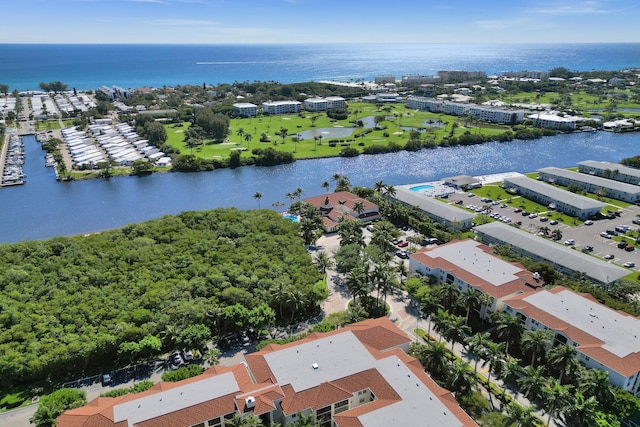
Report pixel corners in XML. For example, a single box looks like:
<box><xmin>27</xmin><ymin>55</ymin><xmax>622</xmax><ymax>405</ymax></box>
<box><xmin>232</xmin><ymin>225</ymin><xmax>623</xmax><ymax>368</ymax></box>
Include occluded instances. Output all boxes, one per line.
<box><xmin>397</xmin><ymin>171</ymin><xmax>521</xmax><ymax>198</ymax></box>
<box><xmin>398</xmin><ymin>180</ymin><xmax>455</xmax><ymax>198</ymax></box>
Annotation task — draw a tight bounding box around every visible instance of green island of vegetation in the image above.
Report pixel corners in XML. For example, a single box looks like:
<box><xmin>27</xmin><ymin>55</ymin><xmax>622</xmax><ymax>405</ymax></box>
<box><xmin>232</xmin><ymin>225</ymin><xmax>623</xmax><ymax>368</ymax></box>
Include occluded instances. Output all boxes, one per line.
<box><xmin>0</xmin><ymin>208</ymin><xmax>325</xmax><ymax>401</ymax></box>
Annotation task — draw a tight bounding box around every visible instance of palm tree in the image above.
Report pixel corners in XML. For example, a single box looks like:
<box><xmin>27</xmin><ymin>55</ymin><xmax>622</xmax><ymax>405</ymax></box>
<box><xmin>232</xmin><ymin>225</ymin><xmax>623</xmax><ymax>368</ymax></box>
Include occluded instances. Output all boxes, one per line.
<box><xmin>422</xmin><ymin>340</ymin><xmax>450</xmax><ymax>381</ymax></box>
<box><xmin>352</xmin><ymin>201</ymin><xmax>365</xmax><ymax>218</ymax></box>
<box><xmin>577</xmin><ymin>369</ymin><xmax>614</xmax><ymax>406</ymax></box>
<box><xmin>286</xmin><ymin>288</ymin><xmax>306</xmax><ymax>323</ymax></box>
<box><xmin>244</xmin><ymin>132</ymin><xmax>252</xmax><ymax>150</ymax></box>
<box><xmin>504</xmin><ymin>402</ymin><xmax>541</xmax><ymax>427</ymax></box>
<box><xmin>419</xmin><ymin>294</ymin><xmax>442</xmax><ymax>338</ymax></box>
<box><xmin>203</xmin><ymin>348</ymin><xmax>221</xmax><ymax>366</ymax></box>
<box><xmin>478</xmin><ymin>292</ymin><xmax>494</xmax><ymax>323</ymax></box>
<box><xmin>293</xmin><ymin>187</ymin><xmax>304</xmax><ymax>203</ymax></box>
<box><xmin>432</xmin><ymin>308</ymin><xmax>451</xmax><ymax>344</ymax></box>
<box><xmin>277</xmin><ymin>127</ymin><xmax>288</xmax><ymax>145</ymax></box>
<box><xmin>483</xmin><ymin>341</ymin><xmax>505</xmax><ymax>387</ymax></box>
<box><xmin>494</xmin><ymin>311</ymin><xmax>524</xmax><ymax>355</ymax></box>
<box><xmin>500</xmin><ymin>356</ymin><xmax>523</xmax><ymax>388</ymax></box>
<box><xmin>541</xmin><ymin>379</ymin><xmax>572</xmax><ymax>427</ymax></box>
<box><xmin>374</xmin><ymin>180</ymin><xmax>386</xmax><ymax>194</ymax></box>
<box><xmin>225</xmin><ymin>413</ymin><xmax>263</xmax><ymax>427</ymax></box>
<box><xmin>270</xmin><ymin>281</ymin><xmax>290</xmax><ymax>320</ymax></box>
<box><xmin>321</xmin><ymin>181</ymin><xmax>330</xmax><ymax>193</ymax></box>
<box><xmin>435</xmin><ymin>282</ymin><xmax>460</xmax><ymax>310</ymax></box>
<box><xmin>237</xmin><ymin>127</ymin><xmax>245</xmax><ymax>141</ymax></box>
<box><xmin>253</xmin><ymin>192</ymin><xmax>263</xmax><ymax>208</ymax></box>
<box><xmin>521</xmin><ymin>329</ymin><xmax>553</xmax><ymax>366</ymax></box>
<box><xmin>293</xmin><ymin>412</ymin><xmax>319</xmax><ymax>427</ymax></box>
<box><xmin>547</xmin><ymin>344</ymin><xmax>577</xmax><ymax>384</ymax></box>
<box><xmin>460</xmin><ymin>288</ymin><xmax>481</xmax><ymax>325</ymax></box>
<box><xmin>314</xmin><ymin>251</ymin><xmax>334</xmax><ymax>275</ymax></box>
<box><xmin>346</xmin><ymin>266</ymin><xmax>369</xmax><ymax>306</ymax></box>
<box><xmin>395</xmin><ymin>259</ymin><xmax>408</xmax><ymax>287</ymax></box>
<box><xmin>465</xmin><ymin>332</ymin><xmax>490</xmax><ymax>374</ymax></box>
<box><xmin>517</xmin><ymin>365</ymin><xmax>547</xmax><ymax>401</ymax></box>
<box><xmin>442</xmin><ymin>312</ymin><xmax>470</xmax><ymax>351</ymax></box>
<box><xmin>446</xmin><ymin>360</ymin><xmax>477</xmax><ymax>397</ymax></box>
<box><xmin>564</xmin><ymin>392</ymin><xmax>599</xmax><ymax>427</ymax></box>
<box><xmin>384</xmin><ymin>184</ymin><xmax>397</xmax><ymax>199</ymax></box>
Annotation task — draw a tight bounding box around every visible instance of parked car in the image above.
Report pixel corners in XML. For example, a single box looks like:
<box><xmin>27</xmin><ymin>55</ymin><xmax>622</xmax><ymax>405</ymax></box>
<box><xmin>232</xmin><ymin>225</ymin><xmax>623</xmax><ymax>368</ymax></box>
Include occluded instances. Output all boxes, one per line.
<box><xmin>397</xmin><ymin>241</ymin><xmax>409</xmax><ymax>248</ymax></box>
<box><xmin>604</xmin><ymin>254</ymin><xmax>615</xmax><ymax>260</ymax></box>
<box><xmin>183</xmin><ymin>349</ymin><xmax>194</xmax><ymax>362</ymax></box>
<box><xmin>615</xmin><ymin>225</ymin><xmax>629</xmax><ymax>233</ymax></box>
<box><xmin>632</xmin><ymin>219</ymin><xmax>640</xmax><ymax>225</ymax></box>
<box><xmin>528</xmin><ymin>213</ymin><xmax>538</xmax><ymax>219</ymax></box>
<box><xmin>564</xmin><ymin>239</ymin><xmax>575</xmax><ymax>245</ymax></box>
<box><xmin>513</xmin><ymin>208</ymin><xmax>522</xmax><ymax>213</ymax></box>
<box><xmin>583</xmin><ymin>245</ymin><xmax>594</xmax><ymax>252</ymax></box>
<box><xmin>606</xmin><ymin>229</ymin><xmax>618</xmax><ymax>236</ymax></box>
<box><xmin>539</xmin><ymin>217</ymin><xmax>548</xmax><ymax>222</ymax></box>
<box><xmin>600</xmin><ymin>231</ymin><xmax>612</xmax><ymax>239</ymax></box>
<box><xmin>521</xmin><ymin>211</ymin><xmax>530</xmax><ymax>216</ymax></box>
<box><xmin>171</xmin><ymin>352</ymin><xmax>183</xmax><ymax>365</ymax></box>
<box><xmin>584</xmin><ymin>220</ymin><xmax>594</xmax><ymax>225</ymax></box>
<box><xmin>624</xmin><ymin>262</ymin><xmax>636</xmax><ymax>268</ymax></box>
<box><xmin>618</xmin><ymin>241</ymin><xmax>629</xmax><ymax>249</ymax></box>
<box><xmin>515</xmin><ymin>220</ymin><xmax>522</xmax><ymax>226</ymax></box>
<box><xmin>625</xmin><ymin>245</ymin><xmax>635</xmax><ymax>252</ymax></box>
<box><xmin>395</xmin><ymin>250</ymin><xmax>409</xmax><ymax>259</ymax></box>
<box><xmin>549</xmin><ymin>220</ymin><xmax>558</xmax><ymax>225</ymax></box>
<box><xmin>101</xmin><ymin>373</ymin><xmax>112</xmax><ymax>386</ymax></box>
<box><xmin>500</xmin><ymin>204</ymin><xmax>508</xmax><ymax>208</ymax></box>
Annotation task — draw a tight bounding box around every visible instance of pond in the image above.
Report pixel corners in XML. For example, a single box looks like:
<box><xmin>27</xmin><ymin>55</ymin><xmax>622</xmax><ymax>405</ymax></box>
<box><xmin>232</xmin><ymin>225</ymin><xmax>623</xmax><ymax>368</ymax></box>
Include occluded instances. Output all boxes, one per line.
<box><xmin>297</xmin><ymin>116</ymin><xmax>375</xmax><ymax>140</ymax></box>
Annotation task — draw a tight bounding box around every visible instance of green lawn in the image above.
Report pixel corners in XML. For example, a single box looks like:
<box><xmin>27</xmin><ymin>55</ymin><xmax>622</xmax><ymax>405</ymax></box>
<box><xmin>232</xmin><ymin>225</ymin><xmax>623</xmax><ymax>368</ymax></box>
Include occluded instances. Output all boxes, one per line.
<box><xmin>163</xmin><ymin>102</ymin><xmax>515</xmax><ymax>162</ymax></box>
<box><xmin>468</xmin><ymin>185</ymin><xmax>513</xmax><ymax>201</ymax></box>
<box><xmin>35</xmin><ymin>120</ymin><xmax>61</xmax><ymax>131</ymax></box>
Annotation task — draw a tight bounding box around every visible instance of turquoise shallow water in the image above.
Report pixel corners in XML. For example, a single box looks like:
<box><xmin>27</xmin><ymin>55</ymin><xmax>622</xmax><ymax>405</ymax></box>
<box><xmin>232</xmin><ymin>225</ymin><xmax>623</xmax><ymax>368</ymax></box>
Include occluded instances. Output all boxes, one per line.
<box><xmin>1</xmin><ymin>43</ymin><xmax>639</xmax><ymax>90</ymax></box>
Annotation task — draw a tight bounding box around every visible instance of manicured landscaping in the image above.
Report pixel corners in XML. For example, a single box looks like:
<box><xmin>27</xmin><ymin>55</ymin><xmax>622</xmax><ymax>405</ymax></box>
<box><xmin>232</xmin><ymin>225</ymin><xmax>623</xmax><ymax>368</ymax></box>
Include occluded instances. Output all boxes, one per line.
<box><xmin>468</xmin><ymin>185</ymin><xmax>512</xmax><ymax>201</ymax></box>
<box><xmin>162</xmin><ymin>102</ymin><xmax>518</xmax><ymax>163</ymax></box>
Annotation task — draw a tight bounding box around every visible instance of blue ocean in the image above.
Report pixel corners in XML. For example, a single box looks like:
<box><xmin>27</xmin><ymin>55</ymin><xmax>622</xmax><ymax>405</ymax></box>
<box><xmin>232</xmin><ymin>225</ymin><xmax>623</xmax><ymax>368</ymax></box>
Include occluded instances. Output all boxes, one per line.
<box><xmin>1</xmin><ymin>43</ymin><xmax>640</xmax><ymax>91</ymax></box>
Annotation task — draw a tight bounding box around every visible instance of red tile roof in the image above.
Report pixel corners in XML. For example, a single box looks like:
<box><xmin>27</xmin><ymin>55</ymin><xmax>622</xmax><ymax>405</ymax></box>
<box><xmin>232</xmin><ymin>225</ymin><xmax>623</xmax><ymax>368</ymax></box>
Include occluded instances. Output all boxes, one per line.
<box><xmin>503</xmin><ymin>286</ymin><xmax>640</xmax><ymax>377</ymax></box>
<box><xmin>304</xmin><ymin>191</ymin><xmax>381</xmax><ymax>227</ymax></box>
<box><xmin>410</xmin><ymin>239</ymin><xmax>540</xmax><ymax>300</ymax></box>
<box><xmin>59</xmin><ymin>318</ymin><xmax>476</xmax><ymax>427</ymax></box>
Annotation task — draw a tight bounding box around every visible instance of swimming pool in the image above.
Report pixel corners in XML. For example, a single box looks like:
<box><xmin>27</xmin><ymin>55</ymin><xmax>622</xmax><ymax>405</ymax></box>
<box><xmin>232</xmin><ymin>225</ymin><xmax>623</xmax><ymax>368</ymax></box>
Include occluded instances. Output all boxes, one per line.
<box><xmin>283</xmin><ymin>214</ymin><xmax>299</xmax><ymax>223</ymax></box>
<box><xmin>410</xmin><ymin>184</ymin><xmax>435</xmax><ymax>192</ymax></box>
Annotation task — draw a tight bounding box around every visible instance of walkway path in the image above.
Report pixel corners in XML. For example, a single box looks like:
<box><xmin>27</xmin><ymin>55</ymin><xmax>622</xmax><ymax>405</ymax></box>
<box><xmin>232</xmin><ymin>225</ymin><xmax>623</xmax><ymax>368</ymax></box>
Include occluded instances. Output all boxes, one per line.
<box><xmin>314</xmin><ymin>233</ymin><xmax>558</xmax><ymax>426</ymax></box>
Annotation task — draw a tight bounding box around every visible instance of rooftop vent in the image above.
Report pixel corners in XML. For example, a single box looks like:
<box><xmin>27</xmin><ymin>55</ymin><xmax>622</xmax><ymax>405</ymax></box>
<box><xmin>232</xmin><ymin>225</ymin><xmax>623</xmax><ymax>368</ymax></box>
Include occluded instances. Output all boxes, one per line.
<box><xmin>245</xmin><ymin>396</ymin><xmax>256</xmax><ymax>409</ymax></box>
<box><xmin>312</xmin><ymin>363</ymin><xmax>319</xmax><ymax>370</ymax></box>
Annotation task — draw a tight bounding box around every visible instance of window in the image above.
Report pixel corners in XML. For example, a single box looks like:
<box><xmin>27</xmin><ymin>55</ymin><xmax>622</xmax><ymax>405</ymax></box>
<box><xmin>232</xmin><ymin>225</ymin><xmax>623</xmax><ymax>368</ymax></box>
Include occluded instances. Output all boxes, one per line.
<box><xmin>334</xmin><ymin>400</ymin><xmax>349</xmax><ymax>414</ymax></box>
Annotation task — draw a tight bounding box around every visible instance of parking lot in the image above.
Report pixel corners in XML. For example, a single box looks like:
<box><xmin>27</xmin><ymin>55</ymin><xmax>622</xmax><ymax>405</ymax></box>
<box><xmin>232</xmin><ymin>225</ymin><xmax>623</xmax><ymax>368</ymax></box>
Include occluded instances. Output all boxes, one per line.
<box><xmin>457</xmin><ymin>195</ymin><xmax>640</xmax><ymax>271</ymax></box>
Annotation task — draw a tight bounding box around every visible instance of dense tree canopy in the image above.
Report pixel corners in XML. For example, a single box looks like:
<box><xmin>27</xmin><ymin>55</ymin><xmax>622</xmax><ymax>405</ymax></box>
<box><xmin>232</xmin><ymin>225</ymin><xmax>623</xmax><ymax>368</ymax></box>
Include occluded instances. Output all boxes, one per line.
<box><xmin>0</xmin><ymin>209</ymin><xmax>322</xmax><ymax>390</ymax></box>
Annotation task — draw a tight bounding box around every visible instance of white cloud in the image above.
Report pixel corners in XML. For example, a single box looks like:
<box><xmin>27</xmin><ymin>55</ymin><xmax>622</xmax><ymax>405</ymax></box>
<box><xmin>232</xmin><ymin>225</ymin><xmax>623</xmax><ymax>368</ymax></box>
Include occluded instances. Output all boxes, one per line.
<box><xmin>528</xmin><ymin>0</ymin><xmax>617</xmax><ymax>15</ymax></box>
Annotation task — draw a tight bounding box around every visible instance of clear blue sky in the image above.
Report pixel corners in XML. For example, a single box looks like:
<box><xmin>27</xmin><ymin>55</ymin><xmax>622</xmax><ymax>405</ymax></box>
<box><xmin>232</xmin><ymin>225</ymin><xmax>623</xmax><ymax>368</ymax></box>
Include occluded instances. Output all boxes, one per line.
<box><xmin>3</xmin><ymin>0</ymin><xmax>639</xmax><ymax>44</ymax></box>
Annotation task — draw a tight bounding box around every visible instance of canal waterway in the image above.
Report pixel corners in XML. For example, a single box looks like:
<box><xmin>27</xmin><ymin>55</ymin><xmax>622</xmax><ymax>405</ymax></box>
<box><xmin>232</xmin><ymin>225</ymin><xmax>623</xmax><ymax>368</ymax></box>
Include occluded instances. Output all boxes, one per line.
<box><xmin>0</xmin><ymin>132</ymin><xmax>638</xmax><ymax>243</ymax></box>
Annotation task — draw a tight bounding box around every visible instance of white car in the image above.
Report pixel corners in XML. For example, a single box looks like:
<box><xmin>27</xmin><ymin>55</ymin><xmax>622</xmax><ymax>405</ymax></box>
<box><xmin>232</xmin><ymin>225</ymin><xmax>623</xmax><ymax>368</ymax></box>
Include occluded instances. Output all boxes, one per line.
<box><xmin>584</xmin><ymin>220</ymin><xmax>594</xmax><ymax>225</ymax></box>
<box><xmin>624</xmin><ymin>262</ymin><xmax>636</xmax><ymax>268</ymax></box>
<box><xmin>564</xmin><ymin>239</ymin><xmax>575</xmax><ymax>245</ymax></box>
